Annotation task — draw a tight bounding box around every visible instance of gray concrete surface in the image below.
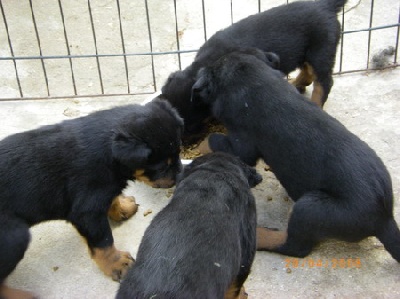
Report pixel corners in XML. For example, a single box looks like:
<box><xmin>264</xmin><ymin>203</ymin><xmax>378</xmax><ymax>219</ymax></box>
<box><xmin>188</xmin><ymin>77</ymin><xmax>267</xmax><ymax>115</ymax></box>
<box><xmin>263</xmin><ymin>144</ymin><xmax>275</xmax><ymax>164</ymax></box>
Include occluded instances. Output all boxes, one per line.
<box><xmin>1</xmin><ymin>67</ymin><xmax>400</xmax><ymax>298</ymax></box>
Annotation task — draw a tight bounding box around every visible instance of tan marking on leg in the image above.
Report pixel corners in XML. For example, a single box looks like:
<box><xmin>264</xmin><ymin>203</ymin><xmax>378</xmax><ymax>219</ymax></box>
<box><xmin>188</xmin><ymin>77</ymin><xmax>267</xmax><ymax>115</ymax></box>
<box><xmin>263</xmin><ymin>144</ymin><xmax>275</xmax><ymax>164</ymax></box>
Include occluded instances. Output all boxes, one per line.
<box><xmin>91</xmin><ymin>245</ymin><xmax>134</xmax><ymax>281</ymax></box>
<box><xmin>310</xmin><ymin>81</ymin><xmax>324</xmax><ymax>107</ymax></box>
<box><xmin>0</xmin><ymin>285</ymin><xmax>37</xmax><ymax>299</ymax></box>
<box><xmin>134</xmin><ymin>169</ymin><xmax>175</xmax><ymax>188</ymax></box>
<box><xmin>224</xmin><ymin>282</ymin><xmax>247</xmax><ymax>299</ymax></box>
<box><xmin>238</xmin><ymin>286</ymin><xmax>248</xmax><ymax>299</ymax></box>
<box><xmin>108</xmin><ymin>194</ymin><xmax>138</xmax><ymax>222</ymax></box>
<box><xmin>290</xmin><ymin>62</ymin><xmax>315</xmax><ymax>93</ymax></box>
<box><xmin>196</xmin><ymin>136</ymin><xmax>212</xmax><ymax>154</ymax></box>
<box><xmin>256</xmin><ymin>227</ymin><xmax>288</xmax><ymax>250</ymax></box>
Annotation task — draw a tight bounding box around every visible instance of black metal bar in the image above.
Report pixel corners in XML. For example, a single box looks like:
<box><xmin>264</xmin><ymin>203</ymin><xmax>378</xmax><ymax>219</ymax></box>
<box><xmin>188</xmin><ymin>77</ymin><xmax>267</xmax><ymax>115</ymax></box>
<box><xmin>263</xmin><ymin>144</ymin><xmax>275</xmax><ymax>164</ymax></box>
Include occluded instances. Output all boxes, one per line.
<box><xmin>116</xmin><ymin>0</ymin><xmax>130</xmax><ymax>94</ymax></box>
<box><xmin>0</xmin><ymin>90</ymin><xmax>156</xmax><ymax>102</ymax></box>
<box><xmin>58</xmin><ymin>0</ymin><xmax>77</xmax><ymax>96</ymax></box>
<box><xmin>0</xmin><ymin>62</ymin><xmax>398</xmax><ymax>101</ymax></box>
<box><xmin>29</xmin><ymin>0</ymin><xmax>50</xmax><ymax>96</ymax></box>
<box><xmin>201</xmin><ymin>0</ymin><xmax>207</xmax><ymax>42</ymax></box>
<box><xmin>339</xmin><ymin>5</ymin><xmax>345</xmax><ymax>73</ymax></box>
<box><xmin>394</xmin><ymin>6</ymin><xmax>400</xmax><ymax>63</ymax></box>
<box><xmin>342</xmin><ymin>23</ymin><xmax>399</xmax><ymax>34</ymax></box>
<box><xmin>230</xmin><ymin>0</ymin><xmax>233</xmax><ymax>24</ymax></box>
<box><xmin>87</xmin><ymin>0</ymin><xmax>104</xmax><ymax>94</ymax></box>
<box><xmin>144</xmin><ymin>0</ymin><xmax>157</xmax><ymax>92</ymax></box>
<box><xmin>366</xmin><ymin>0</ymin><xmax>375</xmax><ymax>69</ymax></box>
<box><xmin>0</xmin><ymin>24</ymin><xmax>398</xmax><ymax>61</ymax></box>
<box><xmin>0</xmin><ymin>49</ymin><xmax>199</xmax><ymax>61</ymax></box>
<box><xmin>173</xmin><ymin>0</ymin><xmax>182</xmax><ymax>70</ymax></box>
<box><xmin>0</xmin><ymin>0</ymin><xmax>23</xmax><ymax>97</ymax></box>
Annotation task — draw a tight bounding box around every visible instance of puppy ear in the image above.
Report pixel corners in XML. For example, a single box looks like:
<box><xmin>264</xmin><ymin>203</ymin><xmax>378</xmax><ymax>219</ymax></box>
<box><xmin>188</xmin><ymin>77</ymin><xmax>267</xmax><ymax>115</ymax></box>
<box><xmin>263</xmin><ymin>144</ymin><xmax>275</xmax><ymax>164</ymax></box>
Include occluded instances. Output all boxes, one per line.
<box><xmin>239</xmin><ymin>163</ymin><xmax>263</xmax><ymax>188</ymax></box>
<box><xmin>112</xmin><ymin>132</ymin><xmax>151</xmax><ymax>169</ymax></box>
<box><xmin>191</xmin><ymin>69</ymin><xmax>214</xmax><ymax>104</ymax></box>
<box><xmin>263</xmin><ymin>52</ymin><xmax>280</xmax><ymax>70</ymax></box>
<box><xmin>247</xmin><ymin>168</ymin><xmax>263</xmax><ymax>188</ymax></box>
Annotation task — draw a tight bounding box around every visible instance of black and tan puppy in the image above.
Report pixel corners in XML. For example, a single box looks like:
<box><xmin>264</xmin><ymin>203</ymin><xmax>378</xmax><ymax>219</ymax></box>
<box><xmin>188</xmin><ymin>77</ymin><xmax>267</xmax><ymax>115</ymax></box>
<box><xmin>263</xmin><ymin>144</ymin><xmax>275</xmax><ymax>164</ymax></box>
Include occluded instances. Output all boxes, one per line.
<box><xmin>116</xmin><ymin>152</ymin><xmax>262</xmax><ymax>299</ymax></box>
<box><xmin>162</xmin><ymin>0</ymin><xmax>347</xmax><ymax>137</ymax></box>
<box><xmin>191</xmin><ymin>51</ymin><xmax>400</xmax><ymax>262</ymax></box>
<box><xmin>0</xmin><ymin>99</ymin><xmax>183</xmax><ymax>299</ymax></box>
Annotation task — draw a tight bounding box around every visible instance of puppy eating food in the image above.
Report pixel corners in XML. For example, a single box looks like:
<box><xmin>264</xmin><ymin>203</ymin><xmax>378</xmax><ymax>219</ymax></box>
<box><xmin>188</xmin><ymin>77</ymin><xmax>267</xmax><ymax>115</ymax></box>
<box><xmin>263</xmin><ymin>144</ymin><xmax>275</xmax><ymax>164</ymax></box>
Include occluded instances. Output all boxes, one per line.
<box><xmin>192</xmin><ymin>51</ymin><xmax>400</xmax><ymax>262</ymax></box>
<box><xmin>0</xmin><ymin>99</ymin><xmax>183</xmax><ymax>298</ymax></box>
<box><xmin>162</xmin><ymin>0</ymin><xmax>347</xmax><ymax>139</ymax></box>
<box><xmin>116</xmin><ymin>152</ymin><xmax>262</xmax><ymax>299</ymax></box>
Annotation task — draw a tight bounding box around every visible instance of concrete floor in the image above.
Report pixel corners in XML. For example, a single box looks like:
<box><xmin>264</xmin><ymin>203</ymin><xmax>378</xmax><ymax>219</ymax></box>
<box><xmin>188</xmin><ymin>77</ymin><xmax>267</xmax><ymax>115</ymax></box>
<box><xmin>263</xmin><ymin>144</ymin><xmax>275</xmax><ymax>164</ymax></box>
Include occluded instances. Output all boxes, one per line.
<box><xmin>2</xmin><ymin>67</ymin><xmax>400</xmax><ymax>298</ymax></box>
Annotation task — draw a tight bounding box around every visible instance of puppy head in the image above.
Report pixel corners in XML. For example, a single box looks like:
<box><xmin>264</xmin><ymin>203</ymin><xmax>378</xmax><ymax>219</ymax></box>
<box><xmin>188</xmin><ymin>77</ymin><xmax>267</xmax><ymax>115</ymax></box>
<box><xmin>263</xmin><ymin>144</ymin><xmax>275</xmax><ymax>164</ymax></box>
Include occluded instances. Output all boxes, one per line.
<box><xmin>161</xmin><ymin>69</ymin><xmax>210</xmax><ymax>136</ymax></box>
<box><xmin>191</xmin><ymin>51</ymin><xmax>283</xmax><ymax>106</ymax></box>
<box><xmin>112</xmin><ymin>99</ymin><xmax>184</xmax><ymax>188</ymax></box>
<box><xmin>178</xmin><ymin>152</ymin><xmax>262</xmax><ymax>188</ymax></box>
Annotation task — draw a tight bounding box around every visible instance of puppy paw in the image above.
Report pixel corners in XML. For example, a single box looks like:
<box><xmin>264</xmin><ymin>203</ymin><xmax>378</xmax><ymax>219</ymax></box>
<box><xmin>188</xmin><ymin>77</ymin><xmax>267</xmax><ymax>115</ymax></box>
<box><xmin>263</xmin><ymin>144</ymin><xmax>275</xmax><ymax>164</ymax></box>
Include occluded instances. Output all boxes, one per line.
<box><xmin>108</xmin><ymin>195</ymin><xmax>139</xmax><ymax>222</ymax></box>
<box><xmin>0</xmin><ymin>285</ymin><xmax>38</xmax><ymax>299</ymax></box>
<box><xmin>256</xmin><ymin>227</ymin><xmax>287</xmax><ymax>251</ymax></box>
<box><xmin>238</xmin><ymin>287</ymin><xmax>248</xmax><ymax>299</ymax></box>
<box><xmin>295</xmin><ymin>85</ymin><xmax>307</xmax><ymax>94</ymax></box>
<box><xmin>196</xmin><ymin>137</ymin><xmax>212</xmax><ymax>154</ymax></box>
<box><xmin>92</xmin><ymin>246</ymin><xmax>135</xmax><ymax>281</ymax></box>
<box><xmin>224</xmin><ymin>283</ymin><xmax>248</xmax><ymax>299</ymax></box>
<box><xmin>288</xmin><ymin>78</ymin><xmax>306</xmax><ymax>94</ymax></box>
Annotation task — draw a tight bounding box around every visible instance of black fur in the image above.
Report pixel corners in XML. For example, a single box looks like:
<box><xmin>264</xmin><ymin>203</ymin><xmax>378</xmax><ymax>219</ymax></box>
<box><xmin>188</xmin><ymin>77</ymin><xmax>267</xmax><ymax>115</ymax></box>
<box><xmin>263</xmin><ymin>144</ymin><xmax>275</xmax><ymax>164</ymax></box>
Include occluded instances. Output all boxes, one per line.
<box><xmin>117</xmin><ymin>152</ymin><xmax>262</xmax><ymax>299</ymax></box>
<box><xmin>192</xmin><ymin>51</ymin><xmax>400</xmax><ymax>262</ymax></box>
<box><xmin>0</xmin><ymin>99</ymin><xmax>183</xmax><ymax>284</ymax></box>
<box><xmin>162</xmin><ymin>0</ymin><xmax>347</xmax><ymax>138</ymax></box>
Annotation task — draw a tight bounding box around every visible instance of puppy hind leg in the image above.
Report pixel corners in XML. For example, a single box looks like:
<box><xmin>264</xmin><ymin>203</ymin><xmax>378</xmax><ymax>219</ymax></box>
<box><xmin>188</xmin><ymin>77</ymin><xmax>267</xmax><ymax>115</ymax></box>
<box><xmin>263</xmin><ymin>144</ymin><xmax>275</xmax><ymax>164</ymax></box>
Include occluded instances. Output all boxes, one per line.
<box><xmin>307</xmin><ymin>55</ymin><xmax>334</xmax><ymax>107</ymax></box>
<box><xmin>310</xmin><ymin>76</ymin><xmax>333</xmax><ymax>108</ymax></box>
<box><xmin>258</xmin><ymin>191</ymin><xmax>351</xmax><ymax>257</ymax></box>
<box><xmin>375</xmin><ymin>217</ymin><xmax>400</xmax><ymax>262</ymax></box>
<box><xmin>289</xmin><ymin>63</ymin><xmax>314</xmax><ymax>94</ymax></box>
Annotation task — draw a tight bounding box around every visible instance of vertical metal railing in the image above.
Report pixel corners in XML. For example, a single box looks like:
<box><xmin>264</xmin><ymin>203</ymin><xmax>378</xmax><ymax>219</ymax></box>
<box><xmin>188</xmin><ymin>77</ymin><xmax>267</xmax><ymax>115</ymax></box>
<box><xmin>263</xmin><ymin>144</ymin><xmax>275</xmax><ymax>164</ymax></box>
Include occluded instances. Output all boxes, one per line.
<box><xmin>58</xmin><ymin>0</ymin><xmax>77</xmax><ymax>96</ymax></box>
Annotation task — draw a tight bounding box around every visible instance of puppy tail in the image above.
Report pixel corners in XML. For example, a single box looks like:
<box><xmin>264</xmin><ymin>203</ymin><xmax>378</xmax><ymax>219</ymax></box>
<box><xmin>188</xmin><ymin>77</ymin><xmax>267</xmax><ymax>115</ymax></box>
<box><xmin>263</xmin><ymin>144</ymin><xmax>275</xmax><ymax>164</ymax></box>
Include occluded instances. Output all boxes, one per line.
<box><xmin>322</xmin><ymin>0</ymin><xmax>348</xmax><ymax>13</ymax></box>
<box><xmin>376</xmin><ymin>218</ymin><xmax>400</xmax><ymax>262</ymax></box>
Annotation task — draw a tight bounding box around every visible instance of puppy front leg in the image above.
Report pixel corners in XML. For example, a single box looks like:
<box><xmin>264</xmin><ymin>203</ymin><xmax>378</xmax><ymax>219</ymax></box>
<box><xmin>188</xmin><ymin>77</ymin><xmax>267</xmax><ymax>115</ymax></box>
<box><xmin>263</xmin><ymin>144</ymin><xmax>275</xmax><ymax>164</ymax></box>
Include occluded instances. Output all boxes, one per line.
<box><xmin>208</xmin><ymin>133</ymin><xmax>235</xmax><ymax>154</ymax></box>
<box><xmin>70</xmin><ymin>213</ymin><xmax>134</xmax><ymax>281</ymax></box>
<box><xmin>209</xmin><ymin>133</ymin><xmax>258</xmax><ymax>166</ymax></box>
<box><xmin>91</xmin><ymin>245</ymin><xmax>134</xmax><ymax>281</ymax></box>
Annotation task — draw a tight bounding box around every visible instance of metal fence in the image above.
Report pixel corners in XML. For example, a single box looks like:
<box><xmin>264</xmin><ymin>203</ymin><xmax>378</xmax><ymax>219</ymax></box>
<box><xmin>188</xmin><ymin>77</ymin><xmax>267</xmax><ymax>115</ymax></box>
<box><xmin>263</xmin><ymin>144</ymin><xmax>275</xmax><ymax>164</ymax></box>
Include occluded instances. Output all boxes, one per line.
<box><xmin>0</xmin><ymin>0</ymin><xmax>399</xmax><ymax>101</ymax></box>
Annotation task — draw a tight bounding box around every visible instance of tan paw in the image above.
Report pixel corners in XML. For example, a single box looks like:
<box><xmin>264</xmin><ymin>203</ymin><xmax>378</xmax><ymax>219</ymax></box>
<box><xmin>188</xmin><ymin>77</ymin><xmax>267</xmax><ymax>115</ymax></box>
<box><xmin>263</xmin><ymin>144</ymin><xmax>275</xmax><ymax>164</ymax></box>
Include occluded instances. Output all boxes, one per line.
<box><xmin>92</xmin><ymin>246</ymin><xmax>135</xmax><ymax>281</ymax></box>
<box><xmin>108</xmin><ymin>195</ymin><xmax>139</xmax><ymax>222</ymax></box>
<box><xmin>196</xmin><ymin>136</ymin><xmax>212</xmax><ymax>154</ymax></box>
<box><xmin>256</xmin><ymin>227</ymin><xmax>287</xmax><ymax>250</ymax></box>
<box><xmin>0</xmin><ymin>285</ymin><xmax>38</xmax><ymax>299</ymax></box>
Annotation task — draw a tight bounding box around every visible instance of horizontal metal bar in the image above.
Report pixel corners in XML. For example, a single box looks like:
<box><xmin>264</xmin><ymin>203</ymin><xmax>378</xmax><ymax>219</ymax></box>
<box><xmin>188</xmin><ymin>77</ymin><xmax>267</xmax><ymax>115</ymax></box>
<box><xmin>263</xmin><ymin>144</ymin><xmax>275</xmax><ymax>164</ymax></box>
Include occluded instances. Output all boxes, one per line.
<box><xmin>1</xmin><ymin>23</ymin><xmax>398</xmax><ymax>62</ymax></box>
<box><xmin>0</xmin><ymin>91</ymin><xmax>156</xmax><ymax>102</ymax></box>
<box><xmin>1</xmin><ymin>63</ymin><xmax>397</xmax><ymax>101</ymax></box>
<box><xmin>342</xmin><ymin>23</ymin><xmax>399</xmax><ymax>34</ymax></box>
<box><xmin>0</xmin><ymin>49</ymin><xmax>199</xmax><ymax>61</ymax></box>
